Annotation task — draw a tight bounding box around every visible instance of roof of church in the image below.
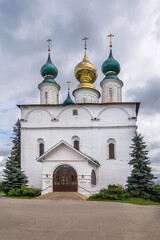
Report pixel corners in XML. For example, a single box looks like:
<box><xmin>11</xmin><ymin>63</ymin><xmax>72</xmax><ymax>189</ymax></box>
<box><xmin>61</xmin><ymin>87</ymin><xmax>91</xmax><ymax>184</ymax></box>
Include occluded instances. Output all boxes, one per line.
<box><xmin>102</xmin><ymin>49</ymin><xmax>120</xmax><ymax>80</ymax></box>
<box><xmin>36</xmin><ymin>140</ymin><xmax>100</xmax><ymax>166</ymax></box>
<box><xmin>63</xmin><ymin>92</ymin><xmax>74</xmax><ymax>104</ymax></box>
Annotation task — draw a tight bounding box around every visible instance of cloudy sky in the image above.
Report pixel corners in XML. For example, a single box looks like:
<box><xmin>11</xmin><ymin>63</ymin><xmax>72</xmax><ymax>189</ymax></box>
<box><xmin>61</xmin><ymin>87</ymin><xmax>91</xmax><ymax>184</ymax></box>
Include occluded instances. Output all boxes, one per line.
<box><xmin>0</xmin><ymin>0</ymin><xmax>160</xmax><ymax>182</ymax></box>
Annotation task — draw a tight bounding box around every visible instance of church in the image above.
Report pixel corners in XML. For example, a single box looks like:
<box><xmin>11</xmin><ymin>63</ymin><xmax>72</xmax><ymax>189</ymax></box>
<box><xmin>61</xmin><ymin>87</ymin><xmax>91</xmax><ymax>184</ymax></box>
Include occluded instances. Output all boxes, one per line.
<box><xmin>18</xmin><ymin>35</ymin><xmax>140</xmax><ymax>197</ymax></box>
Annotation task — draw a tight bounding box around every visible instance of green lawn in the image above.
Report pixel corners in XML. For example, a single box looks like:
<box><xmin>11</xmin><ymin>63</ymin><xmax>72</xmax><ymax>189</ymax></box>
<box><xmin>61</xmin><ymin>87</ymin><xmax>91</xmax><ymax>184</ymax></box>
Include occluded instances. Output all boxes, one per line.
<box><xmin>88</xmin><ymin>197</ymin><xmax>160</xmax><ymax>205</ymax></box>
<box><xmin>0</xmin><ymin>192</ymin><xmax>35</xmax><ymax>199</ymax></box>
<box><xmin>6</xmin><ymin>196</ymin><xmax>34</xmax><ymax>199</ymax></box>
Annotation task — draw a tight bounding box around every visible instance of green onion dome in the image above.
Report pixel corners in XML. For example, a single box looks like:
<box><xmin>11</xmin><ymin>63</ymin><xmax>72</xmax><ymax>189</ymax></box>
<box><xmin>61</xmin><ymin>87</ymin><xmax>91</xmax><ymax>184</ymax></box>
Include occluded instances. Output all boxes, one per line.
<box><xmin>63</xmin><ymin>92</ymin><xmax>74</xmax><ymax>104</ymax></box>
<box><xmin>41</xmin><ymin>53</ymin><xmax>58</xmax><ymax>83</ymax></box>
<box><xmin>102</xmin><ymin>49</ymin><xmax>120</xmax><ymax>79</ymax></box>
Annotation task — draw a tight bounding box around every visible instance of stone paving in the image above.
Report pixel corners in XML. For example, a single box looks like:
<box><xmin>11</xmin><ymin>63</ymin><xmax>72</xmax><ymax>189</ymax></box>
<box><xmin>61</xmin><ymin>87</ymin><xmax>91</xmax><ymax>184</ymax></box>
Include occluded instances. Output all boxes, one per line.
<box><xmin>0</xmin><ymin>197</ymin><xmax>160</xmax><ymax>240</ymax></box>
<box><xmin>37</xmin><ymin>192</ymin><xmax>87</xmax><ymax>200</ymax></box>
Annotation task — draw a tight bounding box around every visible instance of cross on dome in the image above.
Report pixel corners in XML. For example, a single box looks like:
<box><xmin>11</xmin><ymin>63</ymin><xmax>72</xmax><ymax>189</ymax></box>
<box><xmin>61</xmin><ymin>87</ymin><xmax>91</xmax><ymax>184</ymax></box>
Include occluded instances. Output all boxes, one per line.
<box><xmin>67</xmin><ymin>81</ymin><xmax>71</xmax><ymax>92</ymax></box>
<box><xmin>107</xmin><ymin>34</ymin><xmax>114</xmax><ymax>49</ymax></box>
<box><xmin>46</xmin><ymin>38</ymin><xmax>52</xmax><ymax>53</ymax></box>
<box><xmin>82</xmin><ymin>37</ymin><xmax>89</xmax><ymax>60</ymax></box>
<box><xmin>82</xmin><ymin>37</ymin><xmax>89</xmax><ymax>50</ymax></box>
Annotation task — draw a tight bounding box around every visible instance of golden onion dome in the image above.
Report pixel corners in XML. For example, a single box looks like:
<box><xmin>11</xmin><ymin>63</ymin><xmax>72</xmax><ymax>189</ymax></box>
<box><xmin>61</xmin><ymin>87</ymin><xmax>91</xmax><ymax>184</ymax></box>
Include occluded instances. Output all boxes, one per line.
<box><xmin>74</xmin><ymin>38</ymin><xmax>98</xmax><ymax>89</ymax></box>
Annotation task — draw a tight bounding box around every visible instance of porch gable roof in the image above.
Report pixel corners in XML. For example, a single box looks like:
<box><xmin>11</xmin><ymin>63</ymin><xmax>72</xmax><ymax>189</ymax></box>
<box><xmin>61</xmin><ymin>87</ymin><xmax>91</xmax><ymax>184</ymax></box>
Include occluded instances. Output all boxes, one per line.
<box><xmin>36</xmin><ymin>140</ymin><xmax>100</xmax><ymax>167</ymax></box>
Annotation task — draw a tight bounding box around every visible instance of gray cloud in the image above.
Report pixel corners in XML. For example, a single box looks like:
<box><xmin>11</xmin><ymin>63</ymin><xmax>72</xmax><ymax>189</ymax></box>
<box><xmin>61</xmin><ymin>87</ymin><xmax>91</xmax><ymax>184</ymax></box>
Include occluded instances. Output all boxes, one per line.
<box><xmin>0</xmin><ymin>158</ymin><xmax>7</xmax><ymax>167</ymax></box>
<box><xmin>0</xmin><ymin>146</ymin><xmax>10</xmax><ymax>157</ymax></box>
<box><xmin>126</xmin><ymin>78</ymin><xmax>160</xmax><ymax>114</ymax></box>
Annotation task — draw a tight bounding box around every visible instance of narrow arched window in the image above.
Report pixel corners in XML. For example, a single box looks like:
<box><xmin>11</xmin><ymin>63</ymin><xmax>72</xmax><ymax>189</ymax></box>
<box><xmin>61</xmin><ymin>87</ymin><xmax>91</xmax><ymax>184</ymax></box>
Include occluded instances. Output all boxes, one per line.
<box><xmin>109</xmin><ymin>88</ymin><xmax>113</xmax><ymax>102</ymax></box>
<box><xmin>45</xmin><ymin>91</ymin><xmax>48</xmax><ymax>104</ymax></box>
<box><xmin>109</xmin><ymin>143</ymin><xmax>115</xmax><ymax>159</ymax></box>
<box><xmin>39</xmin><ymin>143</ymin><xmax>44</xmax><ymax>156</ymax></box>
<box><xmin>74</xmin><ymin>140</ymin><xmax>79</xmax><ymax>151</ymax></box>
<box><xmin>91</xmin><ymin>170</ymin><xmax>96</xmax><ymax>185</ymax></box>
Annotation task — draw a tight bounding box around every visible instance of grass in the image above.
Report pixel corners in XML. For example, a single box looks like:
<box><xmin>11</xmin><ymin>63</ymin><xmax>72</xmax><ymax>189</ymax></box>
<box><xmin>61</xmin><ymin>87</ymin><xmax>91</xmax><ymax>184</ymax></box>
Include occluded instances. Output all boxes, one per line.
<box><xmin>0</xmin><ymin>191</ymin><xmax>35</xmax><ymax>199</ymax></box>
<box><xmin>88</xmin><ymin>197</ymin><xmax>160</xmax><ymax>205</ymax></box>
<box><xmin>6</xmin><ymin>196</ymin><xmax>34</xmax><ymax>199</ymax></box>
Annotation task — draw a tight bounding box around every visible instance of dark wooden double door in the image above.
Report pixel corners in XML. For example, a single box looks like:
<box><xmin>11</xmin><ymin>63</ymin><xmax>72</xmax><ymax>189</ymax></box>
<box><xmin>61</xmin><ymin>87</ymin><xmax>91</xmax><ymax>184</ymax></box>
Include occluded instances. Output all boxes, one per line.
<box><xmin>53</xmin><ymin>165</ymin><xmax>77</xmax><ymax>192</ymax></box>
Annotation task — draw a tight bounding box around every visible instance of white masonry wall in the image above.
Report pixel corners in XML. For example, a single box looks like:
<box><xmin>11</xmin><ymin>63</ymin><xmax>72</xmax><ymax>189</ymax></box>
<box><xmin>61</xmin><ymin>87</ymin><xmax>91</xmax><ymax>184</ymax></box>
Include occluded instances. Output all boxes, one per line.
<box><xmin>100</xmin><ymin>78</ymin><xmax>123</xmax><ymax>103</ymax></box>
<box><xmin>73</xmin><ymin>88</ymin><xmax>100</xmax><ymax>103</ymax></box>
<box><xmin>20</xmin><ymin>103</ymin><xmax>138</xmax><ymax>194</ymax></box>
<box><xmin>38</xmin><ymin>82</ymin><xmax>60</xmax><ymax>104</ymax></box>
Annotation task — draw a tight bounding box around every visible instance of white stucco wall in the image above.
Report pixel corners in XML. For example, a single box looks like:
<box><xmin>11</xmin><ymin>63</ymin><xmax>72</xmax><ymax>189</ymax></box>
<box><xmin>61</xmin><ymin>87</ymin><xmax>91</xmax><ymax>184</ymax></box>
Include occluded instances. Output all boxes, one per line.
<box><xmin>38</xmin><ymin>82</ymin><xmax>60</xmax><ymax>104</ymax></box>
<box><xmin>73</xmin><ymin>88</ymin><xmax>100</xmax><ymax>103</ymax></box>
<box><xmin>19</xmin><ymin>103</ymin><xmax>138</xmax><ymax>196</ymax></box>
<box><xmin>100</xmin><ymin>78</ymin><xmax>123</xmax><ymax>103</ymax></box>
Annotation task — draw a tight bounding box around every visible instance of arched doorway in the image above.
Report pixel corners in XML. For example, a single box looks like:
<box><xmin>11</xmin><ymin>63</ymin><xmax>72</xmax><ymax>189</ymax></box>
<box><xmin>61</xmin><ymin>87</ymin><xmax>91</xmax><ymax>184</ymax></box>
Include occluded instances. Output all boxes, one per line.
<box><xmin>53</xmin><ymin>165</ymin><xmax>77</xmax><ymax>192</ymax></box>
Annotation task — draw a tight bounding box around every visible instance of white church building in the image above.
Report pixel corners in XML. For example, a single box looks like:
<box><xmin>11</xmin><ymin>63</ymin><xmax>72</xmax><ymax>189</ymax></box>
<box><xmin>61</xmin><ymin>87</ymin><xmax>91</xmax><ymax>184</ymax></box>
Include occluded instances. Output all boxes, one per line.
<box><xmin>18</xmin><ymin>37</ymin><xmax>140</xmax><ymax>196</ymax></box>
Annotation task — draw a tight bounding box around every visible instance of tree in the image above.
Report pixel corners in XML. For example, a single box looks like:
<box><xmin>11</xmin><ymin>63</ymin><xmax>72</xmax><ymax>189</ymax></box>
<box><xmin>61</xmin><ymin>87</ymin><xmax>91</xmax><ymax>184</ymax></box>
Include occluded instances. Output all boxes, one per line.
<box><xmin>3</xmin><ymin>119</ymin><xmax>28</xmax><ymax>194</ymax></box>
<box><xmin>10</xmin><ymin>119</ymin><xmax>21</xmax><ymax>168</ymax></box>
<box><xmin>127</xmin><ymin>131</ymin><xmax>155</xmax><ymax>198</ymax></box>
<box><xmin>3</xmin><ymin>158</ymin><xmax>28</xmax><ymax>194</ymax></box>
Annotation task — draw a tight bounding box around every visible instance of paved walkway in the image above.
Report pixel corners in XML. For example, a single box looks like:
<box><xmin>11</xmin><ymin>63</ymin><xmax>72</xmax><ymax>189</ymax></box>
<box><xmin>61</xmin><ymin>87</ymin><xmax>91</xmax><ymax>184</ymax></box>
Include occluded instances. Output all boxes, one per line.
<box><xmin>0</xmin><ymin>198</ymin><xmax>160</xmax><ymax>240</ymax></box>
<box><xmin>0</xmin><ymin>193</ymin><xmax>7</xmax><ymax>199</ymax></box>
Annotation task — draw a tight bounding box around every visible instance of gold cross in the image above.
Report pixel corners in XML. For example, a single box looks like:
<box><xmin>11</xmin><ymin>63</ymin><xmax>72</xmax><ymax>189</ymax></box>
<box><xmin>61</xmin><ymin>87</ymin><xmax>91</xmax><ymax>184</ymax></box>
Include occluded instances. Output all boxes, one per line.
<box><xmin>82</xmin><ymin>37</ymin><xmax>89</xmax><ymax>50</ymax></box>
<box><xmin>46</xmin><ymin>39</ymin><xmax>52</xmax><ymax>53</ymax></box>
<box><xmin>107</xmin><ymin>34</ymin><xmax>114</xmax><ymax>49</ymax></box>
<box><xmin>67</xmin><ymin>81</ymin><xmax>71</xmax><ymax>92</ymax></box>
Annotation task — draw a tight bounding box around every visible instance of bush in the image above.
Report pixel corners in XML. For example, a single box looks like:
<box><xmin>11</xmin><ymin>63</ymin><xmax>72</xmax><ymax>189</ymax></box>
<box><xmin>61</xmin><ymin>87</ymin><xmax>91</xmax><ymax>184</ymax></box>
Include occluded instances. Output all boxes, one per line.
<box><xmin>149</xmin><ymin>185</ymin><xmax>160</xmax><ymax>203</ymax></box>
<box><xmin>108</xmin><ymin>184</ymin><xmax>120</xmax><ymax>189</ymax></box>
<box><xmin>7</xmin><ymin>185</ymin><xmax>41</xmax><ymax>197</ymax></box>
<box><xmin>8</xmin><ymin>189</ymin><xmax>21</xmax><ymax>197</ymax></box>
<box><xmin>89</xmin><ymin>185</ymin><xmax>131</xmax><ymax>200</ymax></box>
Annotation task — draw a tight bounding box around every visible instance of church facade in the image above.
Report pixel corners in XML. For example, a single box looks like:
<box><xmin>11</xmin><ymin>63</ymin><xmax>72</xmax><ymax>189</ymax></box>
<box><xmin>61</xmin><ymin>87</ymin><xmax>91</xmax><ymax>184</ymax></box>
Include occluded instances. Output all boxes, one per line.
<box><xmin>18</xmin><ymin>37</ymin><xmax>140</xmax><ymax>196</ymax></box>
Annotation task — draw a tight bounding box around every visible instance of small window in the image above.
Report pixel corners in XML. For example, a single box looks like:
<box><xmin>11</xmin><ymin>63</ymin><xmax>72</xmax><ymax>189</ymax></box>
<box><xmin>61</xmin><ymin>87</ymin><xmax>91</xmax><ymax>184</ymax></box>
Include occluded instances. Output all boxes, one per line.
<box><xmin>109</xmin><ymin>88</ymin><xmax>113</xmax><ymax>102</ymax></box>
<box><xmin>39</xmin><ymin>143</ymin><xmax>44</xmax><ymax>156</ymax></box>
<box><xmin>74</xmin><ymin>140</ymin><xmax>79</xmax><ymax>150</ymax></box>
<box><xmin>91</xmin><ymin>170</ymin><xmax>96</xmax><ymax>185</ymax></box>
<box><xmin>109</xmin><ymin>143</ymin><xmax>115</xmax><ymax>159</ymax></box>
<box><xmin>73</xmin><ymin>109</ymin><xmax>78</xmax><ymax>115</ymax></box>
<box><xmin>45</xmin><ymin>91</ymin><xmax>48</xmax><ymax>104</ymax></box>
<box><xmin>57</xmin><ymin>93</ymin><xmax>59</xmax><ymax>104</ymax></box>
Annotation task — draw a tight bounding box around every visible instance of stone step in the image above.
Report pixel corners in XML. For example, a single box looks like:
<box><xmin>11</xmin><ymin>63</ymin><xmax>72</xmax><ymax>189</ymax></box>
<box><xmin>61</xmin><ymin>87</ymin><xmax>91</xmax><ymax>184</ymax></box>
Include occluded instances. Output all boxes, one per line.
<box><xmin>37</xmin><ymin>192</ymin><xmax>87</xmax><ymax>201</ymax></box>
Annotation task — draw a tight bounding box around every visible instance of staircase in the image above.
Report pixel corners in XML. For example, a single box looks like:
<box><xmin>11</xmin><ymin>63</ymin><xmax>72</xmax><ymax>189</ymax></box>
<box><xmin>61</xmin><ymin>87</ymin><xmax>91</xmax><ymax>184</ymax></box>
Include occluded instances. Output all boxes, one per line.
<box><xmin>36</xmin><ymin>192</ymin><xmax>87</xmax><ymax>201</ymax></box>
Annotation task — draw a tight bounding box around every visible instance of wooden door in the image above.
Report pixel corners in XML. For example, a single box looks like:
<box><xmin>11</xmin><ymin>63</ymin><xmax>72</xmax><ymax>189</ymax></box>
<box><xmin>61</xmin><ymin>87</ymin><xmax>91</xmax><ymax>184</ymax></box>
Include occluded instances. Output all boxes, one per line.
<box><xmin>53</xmin><ymin>165</ymin><xmax>77</xmax><ymax>192</ymax></box>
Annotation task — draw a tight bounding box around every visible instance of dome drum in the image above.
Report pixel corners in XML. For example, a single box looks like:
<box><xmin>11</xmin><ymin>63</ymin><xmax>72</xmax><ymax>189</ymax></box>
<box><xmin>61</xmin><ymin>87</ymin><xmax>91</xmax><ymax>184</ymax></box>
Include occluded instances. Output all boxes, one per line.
<box><xmin>73</xmin><ymin>87</ymin><xmax>100</xmax><ymax>103</ymax></box>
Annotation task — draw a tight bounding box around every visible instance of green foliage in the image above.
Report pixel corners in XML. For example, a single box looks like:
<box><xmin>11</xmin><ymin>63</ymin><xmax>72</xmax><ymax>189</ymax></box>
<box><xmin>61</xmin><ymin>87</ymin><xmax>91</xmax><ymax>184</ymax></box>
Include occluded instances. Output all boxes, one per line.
<box><xmin>149</xmin><ymin>185</ymin><xmax>160</xmax><ymax>202</ymax></box>
<box><xmin>3</xmin><ymin>159</ymin><xmax>28</xmax><ymax>194</ymax></box>
<box><xmin>108</xmin><ymin>184</ymin><xmax>119</xmax><ymax>189</ymax></box>
<box><xmin>126</xmin><ymin>132</ymin><xmax>155</xmax><ymax>198</ymax></box>
<box><xmin>3</xmin><ymin>119</ymin><xmax>28</xmax><ymax>194</ymax></box>
<box><xmin>11</xmin><ymin>119</ymin><xmax>21</xmax><ymax>168</ymax></box>
<box><xmin>88</xmin><ymin>197</ymin><xmax>160</xmax><ymax>205</ymax></box>
<box><xmin>8</xmin><ymin>185</ymin><xmax>41</xmax><ymax>197</ymax></box>
<box><xmin>0</xmin><ymin>182</ymin><xmax>4</xmax><ymax>192</ymax></box>
<box><xmin>89</xmin><ymin>185</ymin><xmax>131</xmax><ymax>201</ymax></box>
